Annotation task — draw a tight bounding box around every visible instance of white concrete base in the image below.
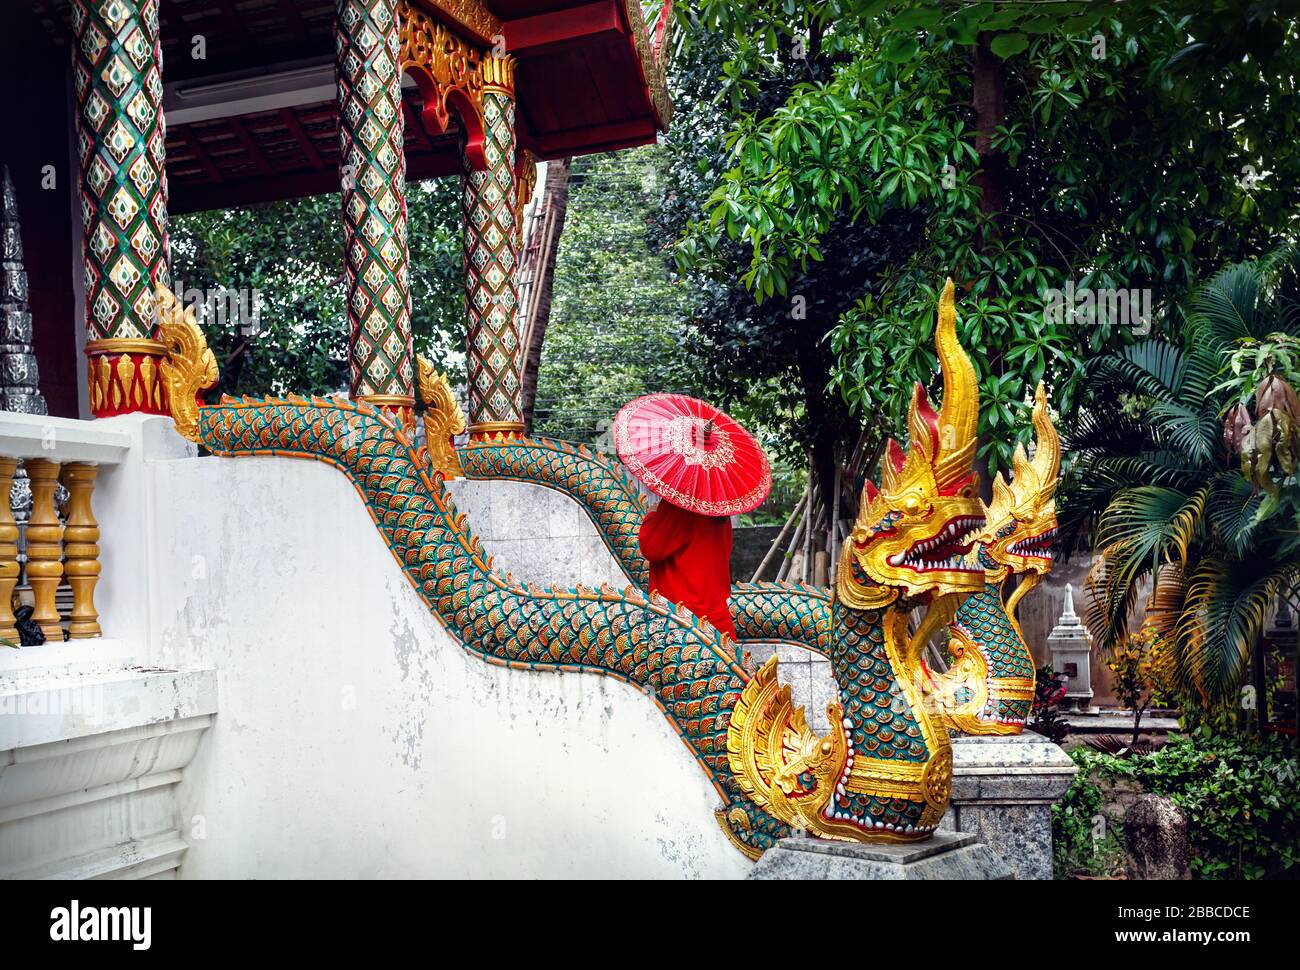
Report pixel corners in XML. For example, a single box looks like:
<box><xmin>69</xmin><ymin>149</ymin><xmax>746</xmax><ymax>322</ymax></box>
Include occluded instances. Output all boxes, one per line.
<box><xmin>0</xmin><ymin>657</ymin><xmax>217</xmax><ymax>880</ymax></box>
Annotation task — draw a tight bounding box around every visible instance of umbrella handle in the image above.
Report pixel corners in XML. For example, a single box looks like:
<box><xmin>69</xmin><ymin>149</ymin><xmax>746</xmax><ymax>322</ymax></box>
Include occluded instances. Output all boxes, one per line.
<box><xmin>701</xmin><ymin>419</ymin><xmax>715</xmax><ymax>445</ymax></box>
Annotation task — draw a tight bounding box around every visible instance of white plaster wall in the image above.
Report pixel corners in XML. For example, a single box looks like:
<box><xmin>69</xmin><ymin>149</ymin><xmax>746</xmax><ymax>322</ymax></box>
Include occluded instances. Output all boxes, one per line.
<box><xmin>146</xmin><ymin>454</ymin><xmax>751</xmax><ymax>879</ymax></box>
<box><xmin>445</xmin><ymin>478</ymin><xmax>630</xmax><ymax>589</ymax></box>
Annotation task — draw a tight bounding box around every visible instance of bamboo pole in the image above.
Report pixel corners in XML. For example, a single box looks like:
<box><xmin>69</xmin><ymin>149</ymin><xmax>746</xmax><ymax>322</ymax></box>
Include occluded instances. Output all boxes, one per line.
<box><xmin>803</xmin><ymin>504</ymin><xmax>826</xmax><ymax>585</ymax></box>
<box><xmin>776</xmin><ymin>492</ymin><xmax>811</xmax><ymax>582</ymax></box>
<box><xmin>803</xmin><ymin>454</ymin><xmax>816</xmax><ymax>583</ymax></box>
<box><xmin>751</xmin><ymin>490</ymin><xmax>806</xmax><ymax>582</ymax></box>
<box><xmin>826</xmin><ymin>449</ymin><xmax>842</xmax><ymax>568</ymax></box>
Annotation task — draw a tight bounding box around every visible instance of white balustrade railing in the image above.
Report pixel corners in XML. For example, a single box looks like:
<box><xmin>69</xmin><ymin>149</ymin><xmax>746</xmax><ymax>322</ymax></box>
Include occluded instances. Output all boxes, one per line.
<box><xmin>0</xmin><ymin>413</ymin><xmax>130</xmax><ymax>645</ymax></box>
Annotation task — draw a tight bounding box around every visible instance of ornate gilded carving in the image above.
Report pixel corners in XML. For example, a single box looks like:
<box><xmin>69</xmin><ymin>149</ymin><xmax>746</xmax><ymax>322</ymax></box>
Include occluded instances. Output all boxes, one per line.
<box><xmin>417</xmin><ymin>0</ymin><xmax>500</xmax><ymax>45</ymax></box>
<box><xmin>729</xmin><ymin>277</ymin><xmax>988</xmax><ymax>841</ymax></box>
<box><xmin>622</xmin><ymin>0</ymin><xmax>672</xmax><ymax>128</ymax></box>
<box><xmin>399</xmin><ymin>0</ymin><xmax>488</xmax><ymax>139</ymax></box>
<box><xmin>925</xmin><ymin>382</ymin><xmax>1061</xmax><ymax>734</ymax></box>
<box><xmin>417</xmin><ymin>355</ymin><xmax>466</xmax><ymax>478</ymax></box>
<box><xmin>86</xmin><ymin>339</ymin><xmax>168</xmax><ymax>417</ymax></box>
<box><xmin>156</xmin><ymin>287</ymin><xmax>218</xmax><ymax>442</ymax></box>
<box><xmin>514</xmin><ymin>149</ymin><xmax>537</xmax><ymax>244</ymax></box>
<box><xmin>727</xmin><ymin>655</ymin><xmax>850</xmax><ymax>837</ymax></box>
<box><xmin>480</xmin><ymin>53</ymin><xmax>515</xmax><ymax>93</ymax></box>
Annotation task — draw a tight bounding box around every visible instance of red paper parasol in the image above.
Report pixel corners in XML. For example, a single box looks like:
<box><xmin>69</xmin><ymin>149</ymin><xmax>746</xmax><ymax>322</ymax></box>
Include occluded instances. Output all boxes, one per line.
<box><xmin>614</xmin><ymin>394</ymin><xmax>772</xmax><ymax>516</ymax></box>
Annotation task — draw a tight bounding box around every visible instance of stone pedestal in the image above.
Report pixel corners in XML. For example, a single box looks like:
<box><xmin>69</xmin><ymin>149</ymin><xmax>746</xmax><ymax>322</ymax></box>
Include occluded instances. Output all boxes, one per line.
<box><xmin>941</xmin><ymin>732</ymin><xmax>1077</xmax><ymax>880</ymax></box>
<box><xmin>748</xmin><ymin>831</ymin><xmax>1011</xmax><ymax>880</ymax></box>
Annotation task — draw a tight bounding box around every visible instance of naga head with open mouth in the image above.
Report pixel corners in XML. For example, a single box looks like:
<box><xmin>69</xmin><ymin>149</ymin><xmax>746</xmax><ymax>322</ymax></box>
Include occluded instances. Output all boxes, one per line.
<box><xmin>977</xmin><ymin>383</ymin><xmax>1061</xmax><ymax>583</ymax></box>
<box><xmin>836</xmin><ymin>279</ymin><xmax>987</xmax><ymax>616</ymax></box>
<box><xmin>727</xmin><ymin>279</ymin><xmax>989</xmax><ymax>847</ymax></box>
<box><xmin>925</xmin><ymin>382</ymin><xmax>1062</xmax><ymax>735</ymax></box>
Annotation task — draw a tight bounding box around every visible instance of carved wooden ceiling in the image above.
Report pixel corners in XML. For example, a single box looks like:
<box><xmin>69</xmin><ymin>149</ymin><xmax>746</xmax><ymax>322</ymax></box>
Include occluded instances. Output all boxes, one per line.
<box><xmin>28</xmin><ymin>0</ymin><xmax>669</xmax><ymax>213</ymax></box>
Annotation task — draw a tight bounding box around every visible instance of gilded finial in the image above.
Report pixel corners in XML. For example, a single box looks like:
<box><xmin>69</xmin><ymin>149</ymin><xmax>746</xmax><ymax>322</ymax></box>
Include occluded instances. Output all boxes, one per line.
<box><xmin>417</xmin><ymin>355</ymin><xmax>466</xmax><ymax>478</ymax></box>
<box><xmin>933</xmin><ymin>278</ymin><xmax>978</xmax><ymax>490</ymax></box>
<box><xmin>156</xmin><ymin>286</ymin><xmax>218</xmax><ymax>442</ymax></box>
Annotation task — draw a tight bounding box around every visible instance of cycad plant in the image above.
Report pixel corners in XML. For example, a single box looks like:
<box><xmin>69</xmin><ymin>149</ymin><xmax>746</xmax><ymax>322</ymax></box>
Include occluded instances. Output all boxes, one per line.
<box><xmin>1061</xmin><ymin>249</ymin><xmax>1300</xmax><ymax>703</ymax></box>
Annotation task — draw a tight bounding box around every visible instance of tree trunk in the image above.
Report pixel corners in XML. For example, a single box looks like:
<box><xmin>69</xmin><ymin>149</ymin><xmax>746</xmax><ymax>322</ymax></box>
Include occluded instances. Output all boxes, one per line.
<box><xmin>519</xmin><ymin>158</ymin><xmax>572</xmax><ymax>431</ymax></box>
<box><xmin>972</xmin><ymin>33</ymin><xmax>1007</xmax><ymax>241</ymax></box>
<box><xmin>971</xmin><ymin>33</ymin><xmax>1007</xmax><ymax>499</ymax></box>
<box><xmin>1252</xmin><ymin>635</ymin><xmax>1269</xmax><ymax>735</ymax></box>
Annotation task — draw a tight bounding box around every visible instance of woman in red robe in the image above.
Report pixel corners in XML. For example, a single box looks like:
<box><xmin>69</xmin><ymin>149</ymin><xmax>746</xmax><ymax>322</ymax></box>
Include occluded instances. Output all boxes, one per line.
<box><xmin>638</xmin><ymin>497</ymin><xmax>737</xmax><ymax>639</ymax></box>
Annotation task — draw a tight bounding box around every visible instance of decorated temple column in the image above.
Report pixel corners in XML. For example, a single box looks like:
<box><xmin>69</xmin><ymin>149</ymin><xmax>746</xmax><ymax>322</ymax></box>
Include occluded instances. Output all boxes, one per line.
<box><xmin>71</xmin><ymin>0</ymin><xmax>171</xmax><ymax>417</ymax></box>
<box><xmin>336</xmin><ymin>0</ymin><xmax>415</xmax><ymax>430</ymax></box>
<box><xmin>462</xmin><ymin>56</ymin><xmax>524</xmax><ymax>440</ymax></box>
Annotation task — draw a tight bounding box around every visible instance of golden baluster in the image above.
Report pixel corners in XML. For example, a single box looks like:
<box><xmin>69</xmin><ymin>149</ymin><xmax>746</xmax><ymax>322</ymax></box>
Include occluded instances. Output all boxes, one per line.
<box><xmin>24</xmin><ymin>458</ymin><xmax>64</xmax><ymax>642</ymax></box>
<box><xmin>62</xmin><ymin>463</ymin><xmax>101</xmax><ymax>639</ymax></box>
<box><xmin>0</xmin><ymin>457</ymin><xmax>19</xmax><ymax>643</ymax></box>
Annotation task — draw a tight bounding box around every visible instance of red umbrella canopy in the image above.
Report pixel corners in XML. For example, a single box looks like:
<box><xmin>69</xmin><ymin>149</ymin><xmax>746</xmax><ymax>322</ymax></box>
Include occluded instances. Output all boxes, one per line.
<box><xmin>614</xmin><ymin>394</ymin><xmax>772</xmax><ymax>516</ymax></box>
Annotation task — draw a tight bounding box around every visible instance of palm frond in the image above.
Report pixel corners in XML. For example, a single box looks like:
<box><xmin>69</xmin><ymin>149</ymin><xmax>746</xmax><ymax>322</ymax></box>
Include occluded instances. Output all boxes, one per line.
<box><xmin>1095</xmin><ymin>486</ymin><xmax>1206</xmax><ymax>565</ymax></box>
<box><xmin>1088</xmin><ymin>339</ymin><xmax>1185</xmax><ymax>401</ymax></box>
<box><xmin>1203</xmin><ymin>471</ymin><xmax>1265</xmax><ymax>558</ymax></box>
<box><xmin>1174</xmin><ymin>559</ymin><xmax>1299</xmax><ymax>701</ymax></box>
<box><xmin>1187</xmin><ymin>262</ymin><xmax>1267</xmax><ymax>350</ymax></box>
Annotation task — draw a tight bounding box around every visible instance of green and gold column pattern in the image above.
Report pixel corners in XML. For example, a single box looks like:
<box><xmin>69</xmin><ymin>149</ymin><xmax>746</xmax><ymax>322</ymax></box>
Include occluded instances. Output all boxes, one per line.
<box><xmin>71</xmin><ymin>0</ymin><xmax>171</xmax><ymax>417</ymax></box>
<box><xmin>336</xmin><ymin>0</ymin><xmax>415</xmax><ymax>430</ymax></box>
<box><xmin>462</xmin><ymin>55</ymin><xmax>524</xmax><ymax>439</ymax></box>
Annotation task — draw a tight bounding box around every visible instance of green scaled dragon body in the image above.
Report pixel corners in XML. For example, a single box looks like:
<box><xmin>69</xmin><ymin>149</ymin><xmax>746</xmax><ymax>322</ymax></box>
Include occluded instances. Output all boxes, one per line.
<box><xmin>461</xmin><ymin>435</ymin><xmax>833</xmax><ymax>654</ymax></box>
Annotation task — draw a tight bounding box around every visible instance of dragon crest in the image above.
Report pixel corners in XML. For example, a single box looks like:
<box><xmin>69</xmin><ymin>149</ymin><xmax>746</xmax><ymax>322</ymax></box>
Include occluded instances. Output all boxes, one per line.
<box><xmin>156</xmin><ymin>286</ymin><xmax>219</xmax><ymax>443</ymax></box>
<box><xmin>416</xmin><ymin>356</ymin><xmax>466</xmax><ymax>478</ymax></box>
<box><xmin>727</xmin><ymin>279</ymin><xmax>987</xmax><ymax>842</ymax></box>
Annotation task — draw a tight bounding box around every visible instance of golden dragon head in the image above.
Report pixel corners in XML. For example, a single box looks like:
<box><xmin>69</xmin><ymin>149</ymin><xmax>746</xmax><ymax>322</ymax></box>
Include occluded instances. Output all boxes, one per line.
<box><xmin>725</xmin><ymin>279</ymin><xmax>987</xmax><ymax>850</ymax></box>
<box><xmin>156</xmin><ymin>286</ymin><xmax>219</xmax><ymax>443</ymax></box>
<box><xmin>922</xmin><ymin>385</ymin><xmax>1060</xmax><ymax>735</ymax></box>
<box><xmin>835</xmin><ymin>279</ymin><xmax>987</xmax><ymax>615</ymax></box>
<box><xmin>975</xmin><ymin>383</ymin><xmax>1060</xmax><ymax>584</ymax></box>
<box><xmin>416</xmin><ymin>356</ymin><xmax>466</xmax><ymax>479</ymax></box>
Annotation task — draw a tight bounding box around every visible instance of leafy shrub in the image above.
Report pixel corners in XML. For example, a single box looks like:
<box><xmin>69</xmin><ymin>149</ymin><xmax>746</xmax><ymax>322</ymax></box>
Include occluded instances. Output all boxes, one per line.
<box><xmin>1029</xmin><ymin>663</ymin><xmax>1070</xmax><ymax>744</ymax></box>
<box><xmin>1053</xmin><ymin>729</ymin><xmax>1299</xmax><ymax>879</ymax></box>
<box><xmin>1052</xmin><ymin>753</ymin><xmax>1126</xmax><ymax>878</ymax></box>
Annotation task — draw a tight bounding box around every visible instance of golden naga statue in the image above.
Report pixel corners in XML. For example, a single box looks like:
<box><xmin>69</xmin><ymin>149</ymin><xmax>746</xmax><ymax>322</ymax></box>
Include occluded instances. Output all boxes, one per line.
<box><xmin>727</xmin><ymin>279</ymin><xmax>989</xmax><ymax>842</ymax></box>
<box><xmin>156</xmin><ymin>286</ymin><xmax>219</xmax><ymax>443</ymax></box>
<box><xmin>416</xmin><ymin>355</ymin><xmax>466</xmax><ymax>478</ymax></box>
<box><xmin>924</xmin><ymin>383</ymin><xmax>1061</xmax><ymax>735</ymax></box>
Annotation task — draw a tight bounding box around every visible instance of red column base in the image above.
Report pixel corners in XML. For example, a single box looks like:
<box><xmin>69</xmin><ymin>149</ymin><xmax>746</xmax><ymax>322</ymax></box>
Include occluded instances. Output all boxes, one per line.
<box><xmin>85</xmin><ymin>340</ymin><xmax>169</xmax><ymax>418</ymax></box>
<box><xmin>468</xmin><ymin>422</ymin><xmax>526</xmax><ymax>443</ymax></box>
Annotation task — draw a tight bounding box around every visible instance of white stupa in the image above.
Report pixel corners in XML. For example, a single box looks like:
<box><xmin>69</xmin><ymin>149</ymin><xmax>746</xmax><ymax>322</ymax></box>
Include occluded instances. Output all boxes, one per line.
<box><xmin>1048</xmin><ymin>584</ymin><xmax>1093</xmax><ymax>712</ymax></box>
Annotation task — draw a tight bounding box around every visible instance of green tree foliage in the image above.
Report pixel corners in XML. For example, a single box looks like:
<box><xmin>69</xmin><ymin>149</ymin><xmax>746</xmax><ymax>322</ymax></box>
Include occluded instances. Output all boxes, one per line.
<box><xmin>673</xmin><ymin>1</ymin><xmax>1300</xmax><ymax>475</ymax></box>
<box><xmin>533</xmin><ymin>148</ymin><xmax>705</xmax><ymax>444</ymax></box>
<box><xmin>655</xmin><ymin>30</ymin><xmax>921</xmax><ymax>517</ymax></box>
<box><xmin>169</xmin><ymin>181</ymin><xmax>463</xmax><ymax>399</ymax></box>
